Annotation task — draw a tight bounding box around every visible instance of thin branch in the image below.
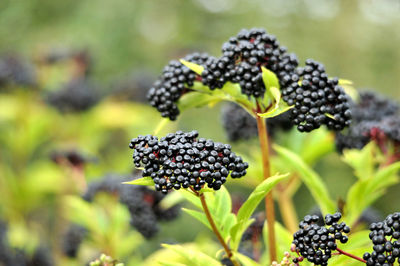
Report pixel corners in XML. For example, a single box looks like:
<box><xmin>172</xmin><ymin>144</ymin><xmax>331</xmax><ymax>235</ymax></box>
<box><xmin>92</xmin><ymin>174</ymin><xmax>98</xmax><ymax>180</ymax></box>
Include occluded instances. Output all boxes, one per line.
<box><xmin>255</xmin><ymin>114</ymin><xmax>277</xmax><ymax>262</ymax></box>
<box><xmin>336</xmin><ymin>247</ymin><xmax>366</xmax><ymax>263</ymax></box>
<box><xmin>189</xmin><ymin>187</ymin><xmax>236</xmax><ymax>263</ymax></box>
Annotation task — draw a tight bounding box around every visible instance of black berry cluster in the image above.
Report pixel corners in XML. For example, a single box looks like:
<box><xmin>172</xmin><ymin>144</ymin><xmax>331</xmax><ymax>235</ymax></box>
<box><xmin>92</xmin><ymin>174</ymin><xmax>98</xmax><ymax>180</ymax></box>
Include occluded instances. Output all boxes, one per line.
<box><xmin>221</xmin><ymin>28</ymin><xmax>299</xmax><ymax>97</ymax></box>
<box><xmin>82</xmin><ymin>174</ymin><xmax>180</xmax><ymax>239</ymax></box>
<box><xmin>335</xmin><ymin>91</ymin><xmax>400</xmax><ymax>153</ymax></box>
<box><xmin>282</xmin><ymin>59</ymin><xmax>351</xmax><ymax>132</ymax></box>
<box><xmin>46</xmin><ymin>77</ymin><xmax>99</xmax><ymax>113</ymax></box>
<box><xmin>61</xmin><ymin>224</ymin><xmax>87</xmax><ymax>258</ymax></box>
<box><xmin>292</xmin><ymin>212</ymin><xmax>350</xmax><ymax>265</ymax></box>
<box><xmin>0</xmin><ymin>54</ymin><xmax>36</xmax><ymax>88</ymax></box>
<box><xmin>363</xmin><ymin>212</ymin><xmax>400</xmax><ymax>265</ymax></box>
<box><xmin>221</xmin><ymin>102</ymin><xmax>293</xmax><ymax>142</ymax></box>
<box><xmin>148</xmin><ymin>29</ymin><xmax>300</xmax><ymax>120</ymax></box>
<box><xmin>147</xmin><ymin>53</ymin><xmax>213</xmax><ymax>120</ymax></box>
<box><xmin>129</xmin><ymin>131</ymin><xmax>248</xmax><ymax>193</ymax></box>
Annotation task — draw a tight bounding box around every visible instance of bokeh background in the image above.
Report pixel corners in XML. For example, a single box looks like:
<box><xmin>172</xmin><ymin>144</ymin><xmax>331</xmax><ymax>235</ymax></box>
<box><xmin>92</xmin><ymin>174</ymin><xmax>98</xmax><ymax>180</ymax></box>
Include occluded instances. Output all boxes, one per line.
<box><xmin>0</xmin><ymin>0</ymin><xmax>400</xmax><ymax>265</ymax></box>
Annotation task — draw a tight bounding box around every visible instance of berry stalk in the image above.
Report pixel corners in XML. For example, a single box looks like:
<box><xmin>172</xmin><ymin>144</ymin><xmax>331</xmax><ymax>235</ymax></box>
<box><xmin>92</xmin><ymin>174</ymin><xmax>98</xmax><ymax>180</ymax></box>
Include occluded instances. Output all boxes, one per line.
<box><xmin>191</xmin><ymin>188</ymin><xmax>237</xmax><ymax>265</ymax></box>
<box><xmin>255</xmin><ymin>114</ymin><xmax>277</xmax><ymax>262</ymax></box>
<box><xmin>336</xmin><ymin>248</ymin><xmax>366</xmax><ymax>263</ymax></box>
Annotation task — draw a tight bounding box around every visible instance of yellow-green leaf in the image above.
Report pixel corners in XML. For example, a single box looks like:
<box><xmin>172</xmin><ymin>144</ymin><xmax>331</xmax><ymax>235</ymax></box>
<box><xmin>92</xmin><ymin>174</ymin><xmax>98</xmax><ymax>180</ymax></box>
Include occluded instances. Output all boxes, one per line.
<box><xmin>180</xmin><ymin>59</ymin><xmax>204</xmax><ymax>75</ymax></box>
<box><xmin>123</xmin><ymin>176</ymin><xmax>154</xmax><ymax>186</ymax></box>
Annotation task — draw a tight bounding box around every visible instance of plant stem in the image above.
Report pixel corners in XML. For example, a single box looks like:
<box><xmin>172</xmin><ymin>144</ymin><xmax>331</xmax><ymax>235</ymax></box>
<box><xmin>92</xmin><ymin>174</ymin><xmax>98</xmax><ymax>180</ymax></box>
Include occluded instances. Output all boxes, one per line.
<box><xmin>190</xmin><ymin>187</ymin><xmax>236</xmax><ymax>263</ymax></box>
<box><xmin>255</xmin><ymin>115</ymin><xmax>277</xmax><ymax>262</ymax></box>
<box><xmin>336</xmin><ymin>248</ymin><xmax>366</xmax><ymax>263</ymax></box>
<box><xmin>277</xmin><ymin>184</ymin><xmax>298</xmax><ymax>233</ymax></box>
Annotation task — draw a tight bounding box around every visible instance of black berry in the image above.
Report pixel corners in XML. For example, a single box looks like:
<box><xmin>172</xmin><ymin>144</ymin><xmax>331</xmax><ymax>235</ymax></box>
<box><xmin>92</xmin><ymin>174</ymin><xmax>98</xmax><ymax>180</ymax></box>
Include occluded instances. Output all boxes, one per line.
<box><xmin>363</xmin><ymin>212</ymin><xmax>400</xmax><ymax>265</ymax></box>
<box><xmin>292</xmin><ymin>212</ymin><xmax>350</xmax><ymax>266</ymax></box>
<box><xmin>129</xmin><ymin>130</ymin><xmax>248</xmax><ymax>193</ymax></box>
<box><xmin>282</xmin><ymin>59</ymin><xmax>351</xmax><ymax>132</ymax></box>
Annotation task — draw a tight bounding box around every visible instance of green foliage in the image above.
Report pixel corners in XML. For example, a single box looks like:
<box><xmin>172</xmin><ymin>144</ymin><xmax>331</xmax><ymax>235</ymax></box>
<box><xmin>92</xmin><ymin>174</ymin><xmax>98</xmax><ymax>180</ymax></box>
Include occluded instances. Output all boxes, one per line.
<box><xmin>273</xmin><ymin>144</ymin><xmax>336</xmax><ymax>215</ymax></box>
<box><xmin>161</xmin><ymin>244</ymin><xmax>220</xmax><ymax>266</ymax></box>
<box><xmin>343</xmin><ymin>143</ymin><xmax>400</xmax><ymax>225</ymax></box>
<box><xmin>230</xmin><ymin>173</ymin><xmax>289</xmax><ymax>251</ymax></box>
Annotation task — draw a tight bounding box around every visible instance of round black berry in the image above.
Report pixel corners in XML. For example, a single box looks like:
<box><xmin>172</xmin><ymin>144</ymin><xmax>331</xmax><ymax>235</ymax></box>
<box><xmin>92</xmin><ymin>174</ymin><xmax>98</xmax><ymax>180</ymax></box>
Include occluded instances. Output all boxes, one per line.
<box><xmin>129</xmin><ymin>130</ymin><xmax>248</xmax><ymax>193</ymax></box>
<box><xmin>292</xmin><ymin>212</ymin><xmax>350</xmax><ymax>265</ymax></box>
<box><xmin>363</xmin><ymin>212</ymin><xmax>400</xmax><ymax>265</ymax></box>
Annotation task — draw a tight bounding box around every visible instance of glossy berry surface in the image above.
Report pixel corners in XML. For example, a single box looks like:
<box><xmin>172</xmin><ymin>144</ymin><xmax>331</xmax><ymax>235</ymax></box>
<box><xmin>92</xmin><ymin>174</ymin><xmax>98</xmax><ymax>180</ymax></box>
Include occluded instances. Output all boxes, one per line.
<box><xmin>129</xmin><ymin>130</ymin><xmax>248</xmax><ymax>193</ymax></box>
<box><xmin>363</xmin><ymin>212</ymin><xmax>400</xmax><ymax>265</ymax></box>
<box><xmin>282</xmin><ymin>59</ymin><xmax>351</xmax><ymax>132</ymax></box>
<box><xmin>147</xmin><ymin>53</ymin><xmax>212</xmax><ymax>120</ymax></box>
<box><xmin>292</xmin><ymin>212</ymin><xmax>350</xmax><ymax>266</ymax></box>
<box><xmin>222</xmin><ymin>28</ymin><xmax>298</xmax><ymax>97</ymax></box>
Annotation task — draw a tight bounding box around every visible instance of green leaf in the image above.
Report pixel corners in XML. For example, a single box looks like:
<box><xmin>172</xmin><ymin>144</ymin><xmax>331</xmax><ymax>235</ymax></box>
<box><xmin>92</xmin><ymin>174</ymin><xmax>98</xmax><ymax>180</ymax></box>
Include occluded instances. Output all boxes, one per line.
<box><xmin>230</xmin><ymin>173</ymin><xmax>289</xmax><ymax>251</ymax></box>
<box><xmin>274</xmin><ymin>144</ymin><xmax>336</xmax><ymax>215</ymax></box>
<box><xmin>182</xmin><ymin>208</ymin><xmax>211</xmax><ymax>231</ymax></box>
<box><xmin>345</xmin><ymin>161</ymin><xmax>400</xmax><ymax>225</ymax></box>
<box><xmin>338</xmin><ymin>79</ymin><xmax>353</xmax><ymax>85</ymax></box>
<box><xmin>367</xmin><ymin>161</ymin><xmax>400</xmax><ymax>192</ymax></box>
<box><xmin>324</xmin><ymin>113</ymin><xmax>336</xmax><ymax>120</ymax></box>
<box><xmin>342</xmin><ymin>143</ymin><xmax>375</xmax><ymax>180</ymax></box>
<box><xmin>177</xmin><ymin>92</ymin><xmax>218</xmax><ymax>112</ymax></box>
<box><xmin>261</xmin><ymin>67</ymin><xmax>279</xmax><ymax>90</ymax></box>
<box><xmin>180</xmin><ymin>189</ymin><xmax>203</xmax><ymax>209</ymax></box>
<box><xmin>233</xmin><ymin>252</ymin><xmax>260</xmax><ymax>266</ymax></box>
<box><xmin>123</xmin><ymin>176</ymin><xmax>154</xmax><ymax>186</ymax></box>
<box><xmin>161</xmin><ymin>244</ymin><xmax>220</xmax><ymax>266</ymax></box>
<box><xmin>258</xmin><ymin>101</ymin><xmax>293</xmax><ymax>118</ymax></box>
<box><xmin>180</xmin><ymin>59</ymin><xmax>204</xmax><ymax>75</ymax></box>
<box><xmin>160</xmin><ymin>191</ymin><xmax>185</xmax><ymax>209</ymax></box>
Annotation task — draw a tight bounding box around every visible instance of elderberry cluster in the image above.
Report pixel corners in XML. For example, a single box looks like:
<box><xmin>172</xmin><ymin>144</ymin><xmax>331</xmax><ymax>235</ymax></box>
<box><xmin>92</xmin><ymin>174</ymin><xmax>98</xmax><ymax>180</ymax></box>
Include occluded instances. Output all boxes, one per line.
<box><xmin>0</xmin><ymin>54</ymin><xmax>36</xmax><ymax>88</ymax></box>
<box><xmin>282</xmin><ymin>59</ymin><xmax>351</xmax><ymax>132</ymax></box>
<box><xmin>82</xmin><ymin>174</ymin><xmax>180</xmax><ymax>239</ymax></box>
<box><xmin>335</xmin><ymin>91</ymin><xmax>400</xmax><ymax>153</ymax></box>
<box><xmin>61</xmin><ymin>224</ymin><xmax>87</xmax><ymax>258</ymax></box>
<box><xmin>129</xmin><ymin>131</ymin><xmax>248</xmax><ymax>193</ymax></box>
<box><xmin>292</xmin><ymin>212</ymin><xmax>350</xmax><ymax>265</ymax></box>
<box><xmin>0</xmin><ymin>220</ymin><xmax>53</xmax><ymax>266</ymax></box>
<box><xmin>221</xmin><ymin>28</ymin><xmax>298</xmax><ymax>97</ymax></box>
<box><xmin>221</xmin><ymin>102</ymin><xmax>292</xmax><ymax>141</ymax></box>
<box><xmin>46</xmin><ymin>77</ymin><xmax>99</xmax><ymax>113</ymax></box>
<box><xmin>148</xmin><ymin>28</ymin><xmax>300</xmax><ymax>120</ymax></box>
<box><xmin>147</xmin><ymin>53</ymin><xmax>213</xmax><ymax>120</ymax></box>
<box><xmin>363</xmin><ymin>212</ymin><xmax>400</xmax><ymax>265</ymax></box>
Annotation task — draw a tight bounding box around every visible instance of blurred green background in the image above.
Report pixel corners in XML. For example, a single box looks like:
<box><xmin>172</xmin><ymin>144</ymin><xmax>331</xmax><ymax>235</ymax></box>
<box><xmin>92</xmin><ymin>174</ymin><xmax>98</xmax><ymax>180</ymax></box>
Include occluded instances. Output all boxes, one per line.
<box><xmin>1</xmin><ymin>0</ymin><xmax>400</xmax><ymax>97</ymax></box>
<box><xmin>0</xmin><ymin>0</ymin><xmax>400</xmax><ymax>265</ymax></box>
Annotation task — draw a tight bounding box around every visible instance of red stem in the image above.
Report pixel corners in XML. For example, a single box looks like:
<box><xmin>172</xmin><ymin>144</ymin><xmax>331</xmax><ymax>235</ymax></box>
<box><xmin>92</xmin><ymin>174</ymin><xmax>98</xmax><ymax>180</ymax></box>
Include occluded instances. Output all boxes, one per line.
<box><xmin>336</xmin><ymin>248</ymin><xmax>366</xmax><ymax>263</ymax></box>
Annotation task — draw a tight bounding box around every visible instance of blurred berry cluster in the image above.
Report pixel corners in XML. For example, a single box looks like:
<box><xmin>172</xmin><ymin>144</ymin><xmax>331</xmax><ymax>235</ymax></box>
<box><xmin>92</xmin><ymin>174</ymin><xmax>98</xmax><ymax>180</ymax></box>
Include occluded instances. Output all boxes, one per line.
<box><xmin>335</xmin><ymin>91</ymin><xmax>400</xmax><ymax>155</ymax></box>
<box><xmin>221</xmin><ymin>102</ymin><xmax>292</xmax><ymax>141</ymax></box>
<box><xmin>0</xmin><ymin>220</ymin><xmax>53</xmax><ymax>266</ymax></box>
<box><xmin>81</xmin><ymin>175</ymin><xmax>180</xmax><ymax>239</ymax></box>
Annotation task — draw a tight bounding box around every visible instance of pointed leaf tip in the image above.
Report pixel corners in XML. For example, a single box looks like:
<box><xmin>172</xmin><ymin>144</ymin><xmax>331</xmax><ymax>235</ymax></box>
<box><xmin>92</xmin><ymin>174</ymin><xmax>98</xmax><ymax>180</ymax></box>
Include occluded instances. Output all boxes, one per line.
<box><xmin>123</xmin><ymin>176</ymin><xmax>154</xmax><ymax>186</ymax></box>
<box><xmin>180</xmin><ymin>59</ymin><xmax>204</xmax><ymax>75</ymax></box>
